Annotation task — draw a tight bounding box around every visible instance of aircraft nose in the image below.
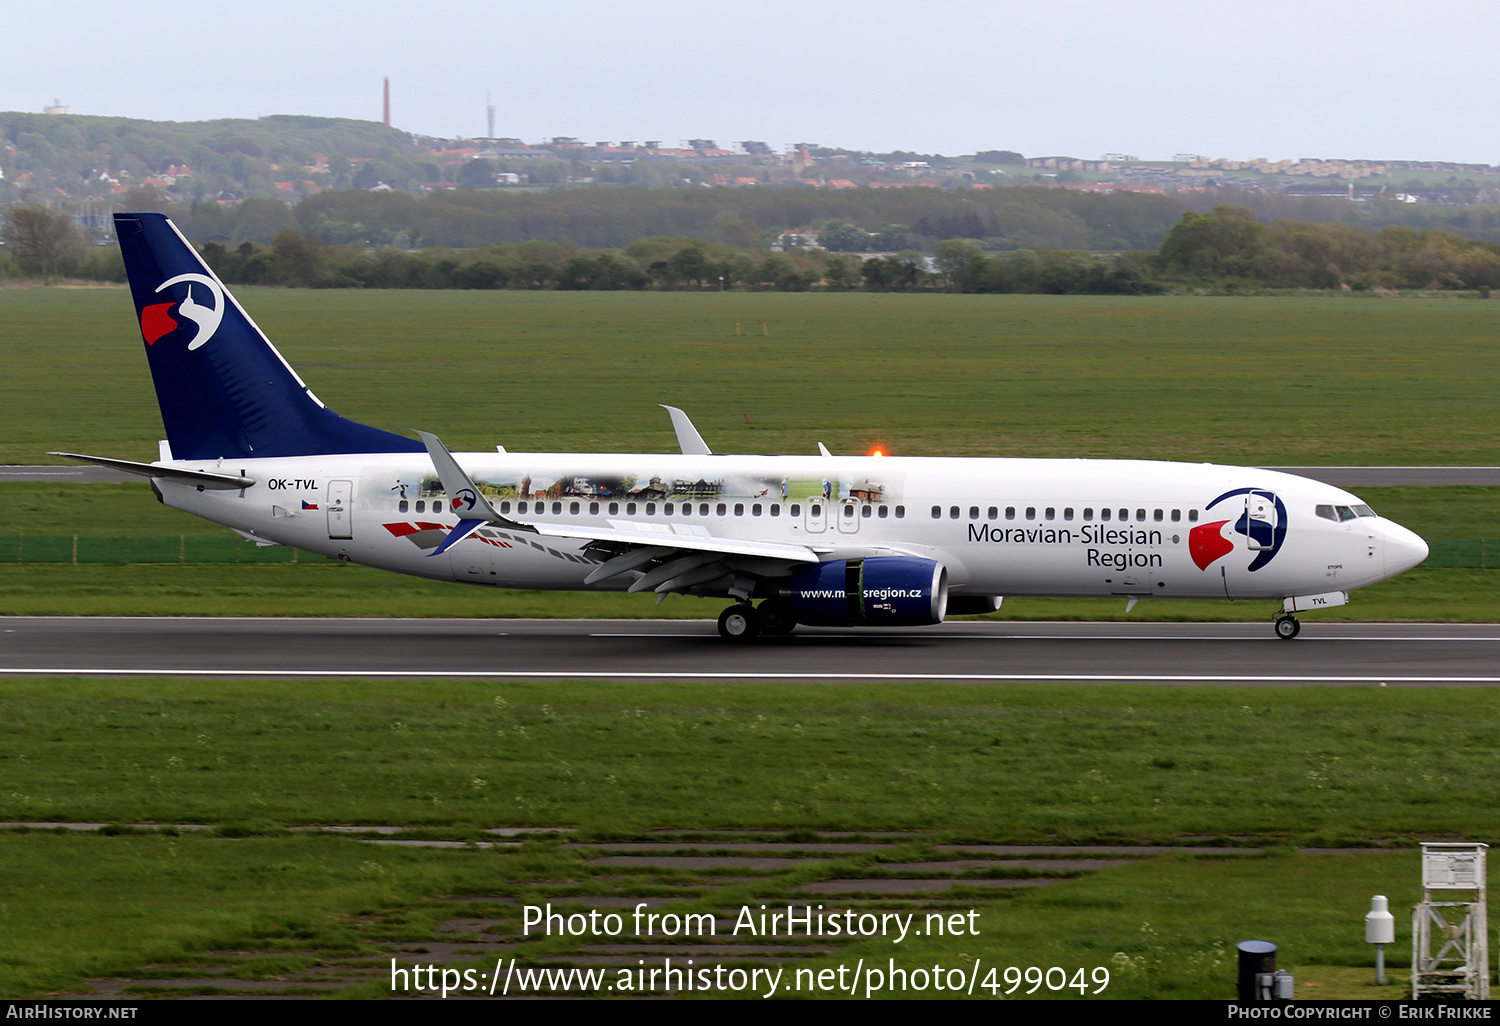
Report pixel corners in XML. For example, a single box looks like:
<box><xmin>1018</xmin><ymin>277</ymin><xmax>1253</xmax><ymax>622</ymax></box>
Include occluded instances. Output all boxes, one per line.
<box><xmin>1383</xmin><ymin>520</ymin><xmax>1429</xmax><ymax>577</ymax></box>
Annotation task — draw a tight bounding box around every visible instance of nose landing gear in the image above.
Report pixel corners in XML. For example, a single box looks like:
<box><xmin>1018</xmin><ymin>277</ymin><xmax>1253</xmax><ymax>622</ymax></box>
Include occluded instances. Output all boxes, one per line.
<box><xmin>1274</xmin><ymin>613</ymin><xmax>1301</xmax><ymax>640</ymax></box>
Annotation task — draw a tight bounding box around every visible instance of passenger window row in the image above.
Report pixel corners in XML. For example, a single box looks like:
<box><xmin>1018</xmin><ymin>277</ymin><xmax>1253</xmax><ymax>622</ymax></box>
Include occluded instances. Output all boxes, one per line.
<box><xmin>446</xmin><ymin>500</ymin><xmax>912</xmax><ymax>520</ymax></box>
<box><xmin>931</xmin><ymin>505</ymin><xmax>1199</xmax><ymax>523</ymax></box>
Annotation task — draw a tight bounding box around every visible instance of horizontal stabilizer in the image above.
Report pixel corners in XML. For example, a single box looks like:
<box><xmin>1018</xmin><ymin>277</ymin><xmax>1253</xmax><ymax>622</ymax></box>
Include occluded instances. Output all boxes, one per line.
<box><xmin>50</xmin><ymin>451</ymin><xmax>253</xmax><ymax>489</ymax></box>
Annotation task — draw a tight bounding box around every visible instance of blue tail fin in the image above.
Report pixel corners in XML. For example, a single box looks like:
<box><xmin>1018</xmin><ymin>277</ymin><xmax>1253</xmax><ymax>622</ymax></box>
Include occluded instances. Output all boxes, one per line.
<box><xmin>115</xmin><ymin>212</ymin><xmax>423</xmax><ymax>461</ymax></box>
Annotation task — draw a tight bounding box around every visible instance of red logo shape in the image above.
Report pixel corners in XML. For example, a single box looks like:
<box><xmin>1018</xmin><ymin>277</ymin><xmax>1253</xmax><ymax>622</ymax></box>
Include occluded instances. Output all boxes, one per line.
<box><xmin>1190</xmin><ymin>520</ymin><xmax>1234</xmax><ymax>570</ymax></box>
<box><xmin>140</xmin><ymin>302</ymin><xmax>178</xmax><ymax>345</ymax></box>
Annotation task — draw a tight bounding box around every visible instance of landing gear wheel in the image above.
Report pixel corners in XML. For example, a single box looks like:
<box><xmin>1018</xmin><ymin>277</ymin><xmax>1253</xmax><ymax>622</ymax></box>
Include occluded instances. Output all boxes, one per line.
<box><xmin>718</xmin><ymin>604</ymin><xmax>761</xmax><ymax>642</ymax></box>
<box><xmin>756</xmin><ymin>600</ymin><xmax>798</xmax><ymax>636</ymax></box>
<box><xmin>1274</xmin><ymin>614</ymin><xmax>1301</xmax><ymax>640</ymax></box>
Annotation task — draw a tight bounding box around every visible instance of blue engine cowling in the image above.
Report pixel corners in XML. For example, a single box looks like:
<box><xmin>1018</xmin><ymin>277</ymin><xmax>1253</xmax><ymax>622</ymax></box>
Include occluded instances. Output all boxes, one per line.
<box><xmin>780</xmin><ymin>557</ymin><xmax>948</xmax><ymax>627</ymax></box>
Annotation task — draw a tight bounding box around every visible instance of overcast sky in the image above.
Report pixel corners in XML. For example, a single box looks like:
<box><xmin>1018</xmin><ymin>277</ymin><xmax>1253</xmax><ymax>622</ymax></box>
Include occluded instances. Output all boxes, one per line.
<box><xmin>6</xmin><ymin>0</ymin><xmax>1495</xmax><ymax>164</ymax></box>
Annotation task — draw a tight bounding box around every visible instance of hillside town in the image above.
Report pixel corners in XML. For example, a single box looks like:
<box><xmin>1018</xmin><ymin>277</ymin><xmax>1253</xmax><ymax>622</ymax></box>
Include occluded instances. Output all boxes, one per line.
<box><xmin>3</xmin><ymin>105</ymin><xmax>1498</xmax><ymax>215</ymax></box>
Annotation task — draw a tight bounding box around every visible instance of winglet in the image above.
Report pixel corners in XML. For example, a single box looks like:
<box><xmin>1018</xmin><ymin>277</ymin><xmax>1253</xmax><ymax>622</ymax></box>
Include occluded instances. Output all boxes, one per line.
<box><xmin>415</xmin><ymin>431</ymin><xmax>533</xmax><ymax>555</ymax></box>
<box><xmin>817</xmin><ymin>442</ymin><xmax>833</xmax><ymax>457</ymax></box>
<box><xmin>661</xmin><ymin>405</ymin><xmax>712</xmax><ymax>456</ymax></box>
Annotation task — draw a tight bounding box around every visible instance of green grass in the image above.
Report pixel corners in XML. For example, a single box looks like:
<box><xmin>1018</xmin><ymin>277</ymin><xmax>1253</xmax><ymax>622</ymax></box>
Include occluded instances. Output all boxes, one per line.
<box><xmin>3</xmin><ymin>287</ymin><xmax>1497</xmax><ymax>1000</ymax></box>
<box><xmin>793</xmin><ymin>850</ymin><xmax>1424</xmax><ymax>1001</ymax></box>
<box><xmin>0</xmin><ymin>483</ymin><xmax>234</xmax><ymax>536</ymax></box>
<box><xmin>0</xmin><ymin>831</ymin><xmax>1427</xmax><ymax>1000</ymax></box>
<box><xmin>3</xmin><ymin>679</ymin><xmax>1495</xmax><ymax>999</ymax></box>
<box><xmin>4</xmin><ymin>679</ymin><xmax>1499</xmax><ymax>838</ymax></box>
<box><xmin>0</xmin><ymin>832</ymin><xmax>1429</xmax><ymax>1000</ymax></box>
<box><xmin>6</xmin><ymin>290</ymin><xmax>1495</xmax><ymax>618</ymax></box>
<box><xmin>0</xmin><ymin>830</ymin><xmax>575</xmax><ymax>999</ymax></box>
<box><xmin>4</xmin><ymin>289</ymin><xmax>1499</xmax><ymax>466</ymax></box>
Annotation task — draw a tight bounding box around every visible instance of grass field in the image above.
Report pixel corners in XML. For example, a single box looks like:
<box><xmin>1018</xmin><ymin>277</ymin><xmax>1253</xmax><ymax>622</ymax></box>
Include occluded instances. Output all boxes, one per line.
<box><xmin>2</xmin><ymin>287</ymin><xmax>1497</xmax><ymax>999</ymax></box>
<box><xmin>4</xmin><ymin>680</ymin><xmax>1499</xmax><ymax>998</ymax></box>
<box><xmin>3</xmin><ymin>288</ymin><xmax>1498</xmax><ymax>466</ymax></box>
<box><xmin>7</xmin><ymin>679</ymin><xmax>1500</xmax><ymax>836</ymax></box>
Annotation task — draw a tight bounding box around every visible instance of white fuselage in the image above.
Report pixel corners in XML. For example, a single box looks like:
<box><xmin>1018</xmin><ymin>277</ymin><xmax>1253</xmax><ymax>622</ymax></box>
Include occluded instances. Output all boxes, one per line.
<box><xmin>156</xmin><ymin>452</ymin><xmax>1428</xmax><ymax>604</ymax></box>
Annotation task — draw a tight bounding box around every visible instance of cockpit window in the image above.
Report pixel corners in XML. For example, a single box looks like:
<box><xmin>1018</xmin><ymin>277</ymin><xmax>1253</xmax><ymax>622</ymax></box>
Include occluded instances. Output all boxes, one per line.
<box><xmin>1316</xmin><ymin>503</ymin><xmax>1377</xmax><ymax>522</ymax></box>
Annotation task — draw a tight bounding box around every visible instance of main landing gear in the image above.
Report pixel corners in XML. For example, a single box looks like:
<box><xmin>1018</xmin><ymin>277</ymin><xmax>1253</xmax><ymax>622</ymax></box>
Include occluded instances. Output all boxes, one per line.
<box><xmin>716</xmin><ymin>601</ymin><xmax>799</xmax><ymax>642</ymax></box>
<box><xmin>717</xmin><ymin>604</ymin><xmax>759</xmax><ymax>641</ymax></box>
<box><xmin>1274</xmin><ymin>613</ymin><xmax>1301</xmax><ymax>640</ymax></box>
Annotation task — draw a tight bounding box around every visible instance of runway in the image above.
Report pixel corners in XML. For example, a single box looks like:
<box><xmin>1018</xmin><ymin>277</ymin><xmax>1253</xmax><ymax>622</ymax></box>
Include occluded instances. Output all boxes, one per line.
<box><xmin>3</xmin><ymin>617</ymin><xmax>1498</xmax><ymax>685</ymax></box>
<box><xmin>0</xmin><ymin>465</ymin><xmax>138</xmax><ymax>483</ymax></box>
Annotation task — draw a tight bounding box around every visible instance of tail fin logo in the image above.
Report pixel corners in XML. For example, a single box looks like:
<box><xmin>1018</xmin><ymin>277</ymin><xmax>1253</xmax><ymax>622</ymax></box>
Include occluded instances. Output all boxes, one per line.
<box><xmin>149</xmin><ymin>273</ymin><xmax>225</xmax><ymax>351</ymax></box>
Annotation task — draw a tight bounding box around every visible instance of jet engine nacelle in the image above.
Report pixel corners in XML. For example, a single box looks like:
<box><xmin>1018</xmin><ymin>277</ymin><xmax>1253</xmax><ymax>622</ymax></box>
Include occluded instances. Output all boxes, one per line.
<box><xmin>782</xmin><ymin>557</ymin><xmax>948</xmax><ymax>627</ymax></box>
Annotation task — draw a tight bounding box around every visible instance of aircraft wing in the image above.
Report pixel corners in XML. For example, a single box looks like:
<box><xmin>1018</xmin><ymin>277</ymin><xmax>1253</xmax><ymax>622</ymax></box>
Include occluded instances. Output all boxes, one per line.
<box><xmin>419</xmin><ymin>430</ymin><xmax>828</xmax><ymax>595</ymax></box>
<box><xmin>529</xmin><ymin>520</ymin><xmax>823</xmax><ymax>563</ymax></box>
<box><xmin>515</xmin><ymin>521</ymin><xmax>827</xmax><ymax>596</ymax></box>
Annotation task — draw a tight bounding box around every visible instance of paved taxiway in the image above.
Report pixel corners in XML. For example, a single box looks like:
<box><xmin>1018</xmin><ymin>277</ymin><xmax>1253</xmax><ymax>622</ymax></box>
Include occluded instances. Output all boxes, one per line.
<box><xmin>2</xmin><ymin>617</ymin><xmax>1497</xmax><ymax>684</ymax></box>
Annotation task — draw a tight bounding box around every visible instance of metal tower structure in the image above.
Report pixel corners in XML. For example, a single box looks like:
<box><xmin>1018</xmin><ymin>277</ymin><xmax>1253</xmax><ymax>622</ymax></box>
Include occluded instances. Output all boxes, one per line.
<box><xmin>1412</xmin><ymin>842</ymin><xmax>1489</xmax><ymax>1000</ymax></box>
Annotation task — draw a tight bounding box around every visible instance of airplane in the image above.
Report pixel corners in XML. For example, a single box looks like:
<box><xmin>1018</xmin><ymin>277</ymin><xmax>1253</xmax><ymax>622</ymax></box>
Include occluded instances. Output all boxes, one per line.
<box><xmin>54</xmin><ymin>212</ymin><xmax>1429</xmax><ymax>642</ymax></box>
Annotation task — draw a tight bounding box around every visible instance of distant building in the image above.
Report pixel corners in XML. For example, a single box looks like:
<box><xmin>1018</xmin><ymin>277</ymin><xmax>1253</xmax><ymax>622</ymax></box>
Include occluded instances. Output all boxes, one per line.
<box><xmin>1025</xmin><ymin>157</ymin><xmax>1113</xmax><ymax>172</ymax></box>
<box><xmin>775</xmin><ymin>228</ymin><xmax>822</xmax><ymax>250</ymax></box>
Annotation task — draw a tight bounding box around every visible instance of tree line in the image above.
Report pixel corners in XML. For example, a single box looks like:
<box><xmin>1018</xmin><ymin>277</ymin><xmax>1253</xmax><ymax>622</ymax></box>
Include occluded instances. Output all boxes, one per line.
<box><xmin>1154</xmin><ymin>206</ymin><xmax>1500</xmax><ymax>291</ymax></box>
<box><xmin>99</xmin><ymin>184</ymin><xmax>1500</xmax><ymax>255</ymax></box>
<box><xmin>4</xmin><ymin>203</ymin><xmax>1498</xmax><ymax>294</ymax></box>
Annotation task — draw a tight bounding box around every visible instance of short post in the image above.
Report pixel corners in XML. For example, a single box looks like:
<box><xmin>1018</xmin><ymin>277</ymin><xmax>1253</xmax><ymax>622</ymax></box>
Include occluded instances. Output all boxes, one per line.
<box><xmin>1365</xmin><ymin>894</ymin><xmax>1395</xmax><ymax>985</ymax></box>
<box><xmin>1237</xmin><ymin>940</ymin><xmax>1277</xmax><ymax>1001</ymax></box>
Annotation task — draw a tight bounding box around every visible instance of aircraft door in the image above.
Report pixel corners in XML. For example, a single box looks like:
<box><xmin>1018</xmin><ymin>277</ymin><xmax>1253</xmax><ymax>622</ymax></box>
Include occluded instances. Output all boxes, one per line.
<box><xmin>805</xmin><ymin>498</ymin><xmax>827</xmax><ymax>533</ymax></box>
<box><xmin>1245</xmin><ymin>490</ymin><xmax>1277</xmax><ymax>551</ymax></box>
<box><xmin>837</xmin><ymin>500</ymin><xmax>860</xmax><ymax>534</ymax></box>
<box><xmin>327</xmin><ymin>479</ymin><xmax>353</xmax><ymax>539</ymax></box>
